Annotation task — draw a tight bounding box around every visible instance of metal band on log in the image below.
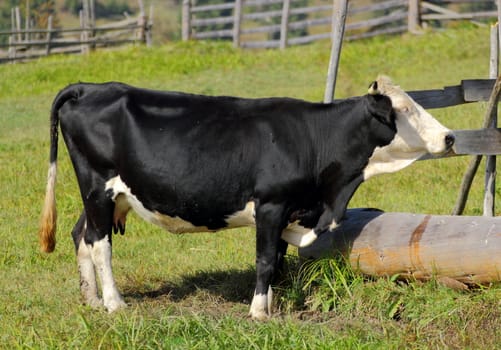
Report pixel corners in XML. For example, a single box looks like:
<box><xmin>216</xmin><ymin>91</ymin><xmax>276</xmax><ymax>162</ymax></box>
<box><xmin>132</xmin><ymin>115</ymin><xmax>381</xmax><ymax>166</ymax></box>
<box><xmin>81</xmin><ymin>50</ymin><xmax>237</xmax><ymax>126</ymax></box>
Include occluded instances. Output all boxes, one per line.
<box><xmin>299</xmin><ymin>209</ymin><xmax>501</xmax><ymax>285</ymax></box>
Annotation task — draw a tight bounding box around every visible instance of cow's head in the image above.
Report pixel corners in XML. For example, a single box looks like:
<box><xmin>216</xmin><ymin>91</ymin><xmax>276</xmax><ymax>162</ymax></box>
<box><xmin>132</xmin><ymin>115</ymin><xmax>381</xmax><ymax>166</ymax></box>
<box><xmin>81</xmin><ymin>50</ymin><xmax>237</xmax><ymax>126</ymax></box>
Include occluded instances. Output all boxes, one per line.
<box><xmin>363</xmin><ymin>76</ymin><xmax>454</xmax><ymax>179</ymax></box>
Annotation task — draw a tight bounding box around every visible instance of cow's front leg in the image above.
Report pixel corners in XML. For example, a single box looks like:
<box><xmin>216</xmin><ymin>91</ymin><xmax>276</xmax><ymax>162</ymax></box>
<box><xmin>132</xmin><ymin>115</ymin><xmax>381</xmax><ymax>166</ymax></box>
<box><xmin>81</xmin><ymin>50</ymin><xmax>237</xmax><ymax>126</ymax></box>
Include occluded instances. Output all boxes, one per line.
<box><xmin>250</xmin><ymin>202</ymin><xmax>287</xmax><ymax>321</ymax></box>
<box><xmin>315</xmin><ymin>174</ymin><xmax>365</xmax><ymax>233</ymax></box>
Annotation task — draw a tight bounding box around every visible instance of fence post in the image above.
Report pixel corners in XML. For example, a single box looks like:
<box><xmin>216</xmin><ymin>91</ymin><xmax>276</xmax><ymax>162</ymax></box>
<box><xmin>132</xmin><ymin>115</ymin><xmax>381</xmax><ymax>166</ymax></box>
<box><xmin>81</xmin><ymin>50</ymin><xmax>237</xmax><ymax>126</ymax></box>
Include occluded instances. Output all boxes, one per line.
<box><xmin>408</xmin><ymin>0</ymin><xmax>421</xmax><ymax>34</ymax></box>
<box><xmin>8</xmin><ymin>35</ymin><xmax>16</xmax><ymax>62</ymax></box>
<box><xmin>45</xmin><ymin>15</ymin><xmax>53</xmax><ymax>56</ymax></box>
<box><xmin>280</xmin><ymin>0</ymin><xmax>291</xmax><ymax>49</ymax></box>
<box><xmin>15</xmin><ymin>7</ymin><xmax>22</xmax><ymax>42</ymax></box>
<box><xmin>324</xmin><ymin>0</ymin><xmax>348</xmax><ymax>103</ymax></box>
<box><xmin>80</xmin><ymin>9</ymin><xmax>89</xmax><ymax>54</ymax></box>
<box><xmin>484</xmin><ymin>24</ymin><xmax>500</xmax><ymax>216</ymax></box>
<box><xmin>146</xmin><ymin>5</ymin><xmax>154</xmax><ymax>46</ymax></box>
<box><xmin>233</xmin><ymin>0</ymin><xmax>243</xmax><ymax>48</ymax></box>
<box><xmin>182</xmin><ymin>0</ymin><xmax>191</xmax><ymax>41</ymax></box>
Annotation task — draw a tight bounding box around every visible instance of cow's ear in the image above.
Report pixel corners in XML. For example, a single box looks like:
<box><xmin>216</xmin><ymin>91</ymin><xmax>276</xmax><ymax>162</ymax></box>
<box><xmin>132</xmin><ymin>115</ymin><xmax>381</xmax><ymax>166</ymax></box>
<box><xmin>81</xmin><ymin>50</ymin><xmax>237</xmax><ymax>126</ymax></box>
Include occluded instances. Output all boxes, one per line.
<box><xmin>368</xmin><ymin>81</ymin><xmax>379</xmax><ymax>95</ymax></box>
<box><xmin>367</xmin><ymin>94</ymin><xmax>394</xmax><ymax>127</ymax></box>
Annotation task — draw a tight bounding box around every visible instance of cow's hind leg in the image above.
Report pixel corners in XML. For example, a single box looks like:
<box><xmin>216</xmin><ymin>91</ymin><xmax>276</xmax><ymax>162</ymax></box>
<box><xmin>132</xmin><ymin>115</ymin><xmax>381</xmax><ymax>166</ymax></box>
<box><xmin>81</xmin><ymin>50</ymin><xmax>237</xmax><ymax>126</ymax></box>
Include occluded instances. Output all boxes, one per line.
<box><xmin>74</xmin><ymin>171</ymin><xmax>126</xmax><ymax>312</ymax></box>
<box><xmin>72</xmin><ymin>212</ymin><xmax>102</xmax><ymax>308</ymax></box>
<box><xmin>87</xmin><ymin>231</ymin><xmax>126</xmax><ymax>312</ymax></box>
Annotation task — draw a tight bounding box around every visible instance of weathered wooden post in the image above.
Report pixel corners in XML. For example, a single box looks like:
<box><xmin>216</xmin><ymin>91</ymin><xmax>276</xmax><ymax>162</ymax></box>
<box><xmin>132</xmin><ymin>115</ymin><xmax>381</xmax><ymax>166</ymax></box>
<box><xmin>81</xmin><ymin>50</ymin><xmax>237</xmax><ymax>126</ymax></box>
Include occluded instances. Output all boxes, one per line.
<box><xmin>146</xmin><ymin>5</ymin><xmax>154</xmax><ymax>46</ymax></box>
<box><xmin>233</xmin><ymin>0</ymin><xmax>243</xmax><ymax>48</ymax></box>
<box><xmin>408</xmin><ymin>0</ymin><xmax>421</xmax><ymax>34</ymax></box>
<box><xmin>80</xmin><ymin>8</ymin><xmax>89</xmax><ymax>54</ymax></box>
<box><xmin>137</xmin><ymin>0</ymin><xmax>152</xmax><ymax>45</ymax></box>
<box><xmin>484</xmin><ymin>22</ymin><xmax>499</xmax><ymax>216</ymax></box>
<box><xmin>324</xmin><ymin>0</ymin><xmax>348</xmax><ymax>103</ymax></box>
<box><xmin>182</xmin><ymin>0</ymin><xmax>191</xmax><ymax>41</ymax></box>
<box><xmin>45</xmin><ymin>15</ymin><xmax>53</xmax><ymax>56</ymax></box>
<box><xmin>453</xmin><ymin>75</ymin><xmax>501</xmax><ymax>215</ymax></box>
<box><xmin>14</xmin><ymin>7</ymin><xmax>22</xmax><ymax>43</ymax></box>
<box><xmin>299</xmin><ymin>209</ymin><xmax>501</xmax><ymax>285</ymax></box>
<box><xmin>279</xmin><ymin>0</ymin><xmax>291</xmax><ymax>49</ymax></box>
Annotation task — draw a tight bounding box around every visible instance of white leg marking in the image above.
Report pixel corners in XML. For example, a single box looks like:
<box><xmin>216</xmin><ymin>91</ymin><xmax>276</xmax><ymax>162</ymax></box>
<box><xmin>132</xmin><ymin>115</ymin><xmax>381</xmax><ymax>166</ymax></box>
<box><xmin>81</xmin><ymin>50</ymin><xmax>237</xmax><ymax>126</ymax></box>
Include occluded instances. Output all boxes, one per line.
<box><xmin>249</xmin><ymin>286</ymin><xmax>273</xmax><ymax>321</ymax></box>
<box><xmin>281</xmin><ymin>222</ymin><xmax>318</xmax><ymax>247</ymax></box>
<box><xmin>90</xmin><ymin>236</ymin><xmax>126</xmax><ymax>312</ymax></box>
<box><xmin>329</xmin><ymin>219</ymin><xmax>338</xmax><ymax>231</ymax></box>
<box><xmin>77</xmin><ymin>236</ymin><xmax>102</xmax><ymax>308</ymax></box>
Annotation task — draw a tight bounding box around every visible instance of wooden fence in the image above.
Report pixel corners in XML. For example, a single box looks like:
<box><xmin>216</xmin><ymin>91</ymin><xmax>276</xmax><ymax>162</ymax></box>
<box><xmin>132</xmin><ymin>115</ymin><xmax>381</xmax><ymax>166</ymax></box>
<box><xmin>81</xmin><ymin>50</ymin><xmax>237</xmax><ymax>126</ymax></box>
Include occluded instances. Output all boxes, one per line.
<box><xmin>0</xmin><ymin>1</ymin><xmax>153</xmax><ymax>64</ymax></box>
<box><xmin>182</xmin><ymin>0</ymin><xmax>498</xmax><ymax>49</ymax></box>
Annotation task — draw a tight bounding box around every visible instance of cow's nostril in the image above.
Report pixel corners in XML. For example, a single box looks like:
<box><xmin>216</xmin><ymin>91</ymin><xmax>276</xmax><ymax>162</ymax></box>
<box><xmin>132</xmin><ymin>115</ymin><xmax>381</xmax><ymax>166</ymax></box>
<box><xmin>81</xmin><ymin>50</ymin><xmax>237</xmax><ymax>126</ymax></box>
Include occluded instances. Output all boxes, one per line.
<box><xmin>445</xmin><ymin>133</ymin><xmax>455</xmax><ymax>149</ymax></box>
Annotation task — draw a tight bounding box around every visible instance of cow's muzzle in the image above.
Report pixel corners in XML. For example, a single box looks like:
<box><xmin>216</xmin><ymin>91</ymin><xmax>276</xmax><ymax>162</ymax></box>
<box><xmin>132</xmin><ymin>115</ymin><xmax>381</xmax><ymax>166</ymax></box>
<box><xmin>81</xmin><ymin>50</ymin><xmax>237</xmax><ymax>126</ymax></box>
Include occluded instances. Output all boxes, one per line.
<box><xmin>445</xmin><ymin>133</ymin><xmax>455</xmax><ymax>151</ymax></box>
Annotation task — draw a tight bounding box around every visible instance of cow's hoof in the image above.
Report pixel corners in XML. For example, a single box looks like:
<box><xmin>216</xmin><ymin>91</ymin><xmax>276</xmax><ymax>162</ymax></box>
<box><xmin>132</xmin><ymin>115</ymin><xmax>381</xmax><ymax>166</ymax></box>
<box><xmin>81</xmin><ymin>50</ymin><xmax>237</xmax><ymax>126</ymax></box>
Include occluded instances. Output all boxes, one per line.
<box><xmin>249</xmin><ymin>310</ymin><xmax>271</xmax><ymax>321</ymax></box>
<box><xmin>86</xmin><ymin>297</ymin><xmax>104</xmax><ymax>309</ymax></box>
<box><xmin>105</xmin><ymin>298</ymin><xmax>127</xmax><ymax>313</ymax></box>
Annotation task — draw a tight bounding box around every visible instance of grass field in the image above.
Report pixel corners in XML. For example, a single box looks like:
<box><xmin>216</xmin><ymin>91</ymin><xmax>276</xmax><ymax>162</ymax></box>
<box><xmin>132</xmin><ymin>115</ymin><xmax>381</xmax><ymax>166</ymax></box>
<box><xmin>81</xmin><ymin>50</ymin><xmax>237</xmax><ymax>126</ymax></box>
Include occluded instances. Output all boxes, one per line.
<box><xmin>1</xmin><ymin>26</ymin><xmax>500</xmax><ymax>348</ymax></box>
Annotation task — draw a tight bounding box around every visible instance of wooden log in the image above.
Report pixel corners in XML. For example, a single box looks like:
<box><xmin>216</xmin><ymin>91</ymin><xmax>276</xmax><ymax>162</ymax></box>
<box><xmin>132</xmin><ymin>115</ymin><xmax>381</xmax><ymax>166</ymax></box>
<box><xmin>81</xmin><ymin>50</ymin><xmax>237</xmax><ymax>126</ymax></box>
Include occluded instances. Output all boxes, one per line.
<box><xmin>299</xmin><ymin>209</ymin><xmax>501</xmax><ymax>284</ymax></box>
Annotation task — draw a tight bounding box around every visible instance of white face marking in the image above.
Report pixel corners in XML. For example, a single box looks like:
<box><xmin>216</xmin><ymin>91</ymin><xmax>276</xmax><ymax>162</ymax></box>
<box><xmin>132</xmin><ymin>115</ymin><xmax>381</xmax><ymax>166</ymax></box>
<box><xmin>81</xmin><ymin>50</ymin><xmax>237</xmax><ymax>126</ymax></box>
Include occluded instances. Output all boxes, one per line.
<box><xmin>249</xmin><ymin>286</ymin><xmax>273</xmax><ymax>320</ymax></box>
<box><xmin>89</xmin><ymin>236</ymin><xmax>126</xmax><ymax>312</ymax></box>
<box><xmin>364</xmin><ymin>76</ymin><xmax>453</xmax><ymax>180</ymax></box>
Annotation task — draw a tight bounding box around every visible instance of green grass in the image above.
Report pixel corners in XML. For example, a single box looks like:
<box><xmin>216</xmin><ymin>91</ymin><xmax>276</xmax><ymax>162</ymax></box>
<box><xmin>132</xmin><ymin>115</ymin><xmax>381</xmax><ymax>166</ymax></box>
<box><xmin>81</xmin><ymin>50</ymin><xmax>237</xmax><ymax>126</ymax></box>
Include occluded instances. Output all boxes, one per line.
<box><xmin>1</xmin><ymin>26</ymin><xmax>501</xmax><ymax>348</ymax></box>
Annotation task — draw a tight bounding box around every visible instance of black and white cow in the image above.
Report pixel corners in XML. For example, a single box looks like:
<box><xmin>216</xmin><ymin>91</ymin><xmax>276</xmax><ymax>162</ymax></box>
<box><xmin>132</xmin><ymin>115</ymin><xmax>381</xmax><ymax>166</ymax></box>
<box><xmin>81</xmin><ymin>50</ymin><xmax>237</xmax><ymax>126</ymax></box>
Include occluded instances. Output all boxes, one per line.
<box><xmin>39</xmin><ymin>76</ymin><xmax>454</xmax><ymax>320</ymax></box>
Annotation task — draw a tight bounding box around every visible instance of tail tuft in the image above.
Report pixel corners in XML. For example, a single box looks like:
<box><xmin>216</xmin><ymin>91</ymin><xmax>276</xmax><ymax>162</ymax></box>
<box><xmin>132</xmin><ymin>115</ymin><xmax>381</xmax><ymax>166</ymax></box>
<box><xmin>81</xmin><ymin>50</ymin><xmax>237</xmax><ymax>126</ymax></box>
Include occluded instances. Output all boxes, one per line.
<box><xmin>39</xmin><ymin>163</ymin><xmax>57</xmax><ymax>253</ymax></box>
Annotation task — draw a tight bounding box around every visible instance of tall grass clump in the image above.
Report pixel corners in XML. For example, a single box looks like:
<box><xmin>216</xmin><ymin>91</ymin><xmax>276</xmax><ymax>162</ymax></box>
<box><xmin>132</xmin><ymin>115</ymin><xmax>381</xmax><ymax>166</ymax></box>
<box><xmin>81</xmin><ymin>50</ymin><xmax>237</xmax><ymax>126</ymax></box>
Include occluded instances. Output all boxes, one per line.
<box><xmin>298</xmin><ymin>256</ymin><xmax>364</xmax><ymax>312</ymax></box>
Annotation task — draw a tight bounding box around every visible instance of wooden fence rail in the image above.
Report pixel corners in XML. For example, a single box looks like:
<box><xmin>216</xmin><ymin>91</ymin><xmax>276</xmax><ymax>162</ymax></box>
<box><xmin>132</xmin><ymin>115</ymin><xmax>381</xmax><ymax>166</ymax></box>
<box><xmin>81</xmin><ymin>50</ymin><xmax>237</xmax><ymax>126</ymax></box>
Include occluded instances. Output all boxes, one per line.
<box><xmin>0</xmin><ymin>1</ymin><xmax>153</xmax><ymax>64</ymax></box>
<box><xmin>183</xmin><ymin>0</ymin><xmax>498</xmax><ymax>49</ymax></box>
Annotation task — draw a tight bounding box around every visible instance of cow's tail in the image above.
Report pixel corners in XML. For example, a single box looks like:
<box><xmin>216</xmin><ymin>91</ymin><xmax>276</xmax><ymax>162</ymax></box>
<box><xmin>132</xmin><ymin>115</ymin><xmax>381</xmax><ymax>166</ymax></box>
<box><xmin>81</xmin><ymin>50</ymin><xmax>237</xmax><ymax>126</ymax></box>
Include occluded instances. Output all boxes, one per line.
<box><xmin>39</xmin><ymin>85</ymin><xmax>80</xmax><ymax>253</ymax></box>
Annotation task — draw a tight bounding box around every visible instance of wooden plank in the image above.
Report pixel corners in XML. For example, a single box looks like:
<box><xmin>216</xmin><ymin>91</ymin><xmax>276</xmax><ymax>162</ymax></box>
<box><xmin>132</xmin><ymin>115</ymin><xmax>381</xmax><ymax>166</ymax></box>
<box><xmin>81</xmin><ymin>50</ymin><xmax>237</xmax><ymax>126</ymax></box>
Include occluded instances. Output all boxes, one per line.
<box><xmin>240</xmin><ymin>40</ymin><xmax>280</xmax><ymax>49</ymax></box>
<box><xmin>193</xmin><ymin>29</ymin><xmax>233</xmax><ymax>39</ymax></box>
<box><xmin>407</xmin><ymin>85</ymin><xmax>465</xmax><ymax>109</ymax></box>
<box><xmin>346</xmin><ymin>25</ymin><xmax>406</xmax><ymax>41</ymax></box>
<box><xmin>299</xmin><ymin>209</ymin><xmax>501</xmax><ymax>284</ymax></box>
<box><xmin>288</xmin><ymin>32</ymin><xmax>331</xmax><ymax>45</ymax></box>
<box><xmin>190</xmin><ymin>2</ymin><xmax>235</xmax><ymax>13</ymax></box>
<box><xmin>452</xmin><ymin>128</ymin><xmax>501</xmax><ymax>156</ymax></box>
<box><xmin>407</xmin><ymin>79</ymin><xmax>500</xmax><ymax>108</ymax></box>
<box><xmin>346</xmin><ymin>11</ymin><xmax>407</xmax><ymax>31</ymax></box>
<box><xmin>462</xmin><ymin>79</ymin><xmax>496</xmax><ymax>102</ymax></box>
<box><xmin>422</xmin><ymin>11</ymin><xmax>497</xmax><ymax>21</ymax></box>
<box><xmin>348</xmin><ymin>0</ymin><xmax>407</xmax><ymax>15</ymax></box>
<box><xmin>192</xmin><ymin>16</ymin><xmax>235</xmax><ymax>27</ymax></box>
<box><xmin>288</xmin><ymin>17</ymin><xmax>331</xmax><ymax>31</ymax></box>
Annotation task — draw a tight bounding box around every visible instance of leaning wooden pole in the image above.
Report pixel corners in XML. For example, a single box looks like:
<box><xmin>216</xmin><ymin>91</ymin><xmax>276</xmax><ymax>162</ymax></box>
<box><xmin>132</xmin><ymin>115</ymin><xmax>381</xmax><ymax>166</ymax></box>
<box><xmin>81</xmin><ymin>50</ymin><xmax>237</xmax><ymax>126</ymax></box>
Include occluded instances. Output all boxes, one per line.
<box><xmin>484</xmin><ymin>22</ymin><xmax>499</xmax><ymax>216</ymax></box>
<box><xmin>299</xmin><ymin>209</ymin><xmax>501</xmax><ymax>285</ymax></box>
<box><xmin>324</xmin><ymin>0</ymin><xmax>348</xmax><ymax>103</ymax></box>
